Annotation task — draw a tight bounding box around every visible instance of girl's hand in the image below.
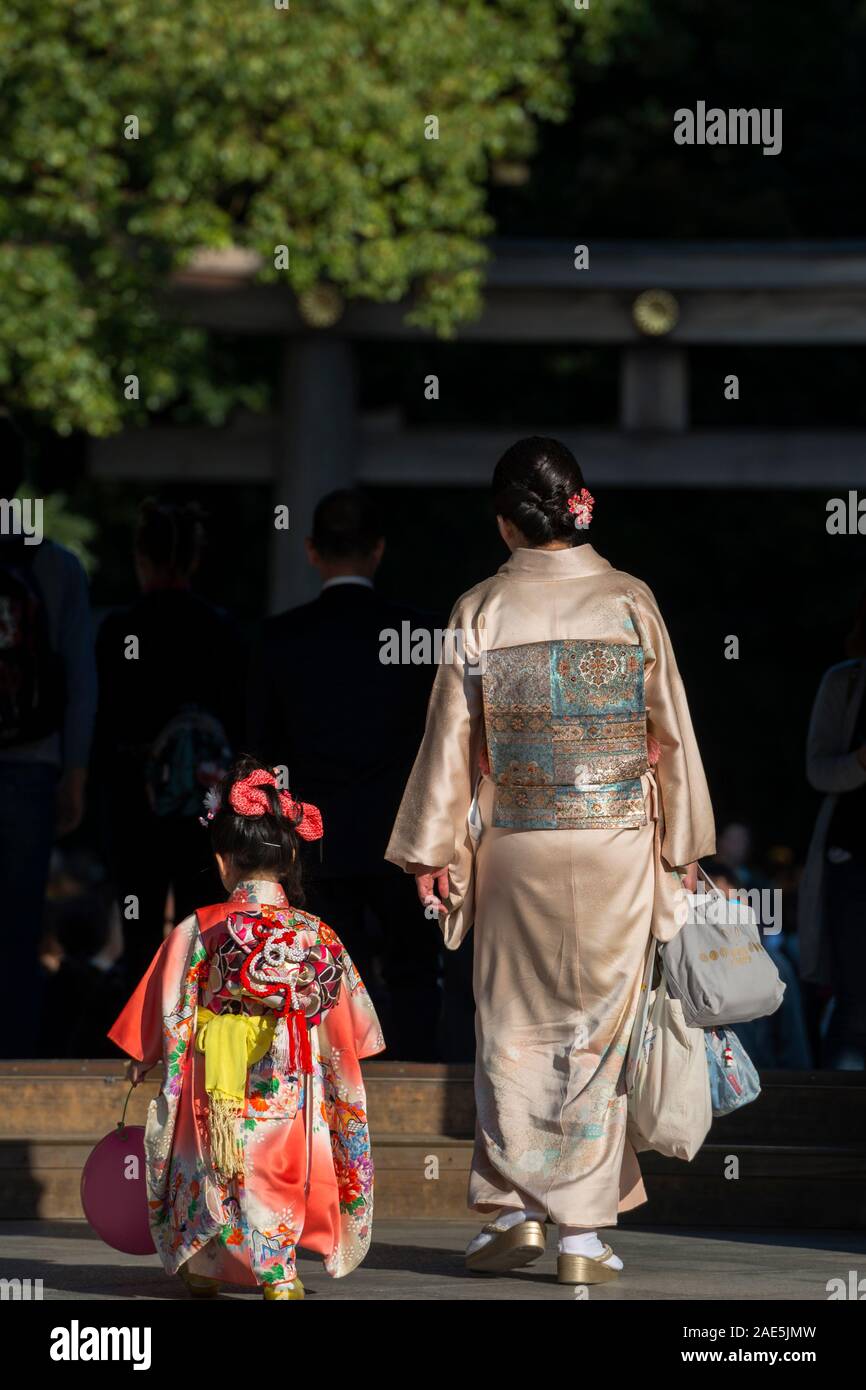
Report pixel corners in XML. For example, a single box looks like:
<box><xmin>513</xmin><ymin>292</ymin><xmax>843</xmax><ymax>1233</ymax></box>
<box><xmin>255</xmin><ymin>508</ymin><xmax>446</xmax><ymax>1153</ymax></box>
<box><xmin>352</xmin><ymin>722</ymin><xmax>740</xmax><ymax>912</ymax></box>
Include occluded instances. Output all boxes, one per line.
<box><xmin>126</xmin><ymin>1060</ymin><xmax>152</xmax><ymax>1087</ymax></box>
<box><xmin>413</xmin><ymin>867</ymin><xmax>450</xmax><ymax>918</ymax></box>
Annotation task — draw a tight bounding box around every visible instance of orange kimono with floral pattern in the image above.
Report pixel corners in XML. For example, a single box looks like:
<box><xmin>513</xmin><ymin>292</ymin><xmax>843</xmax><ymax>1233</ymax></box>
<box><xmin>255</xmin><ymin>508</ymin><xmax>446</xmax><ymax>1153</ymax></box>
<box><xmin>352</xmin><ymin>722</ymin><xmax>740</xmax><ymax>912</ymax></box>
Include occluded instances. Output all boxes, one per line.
<box><xmin>108</xmin><ymin>879</ymin><xmax>385</xmax><ymax>1287</ymax></box>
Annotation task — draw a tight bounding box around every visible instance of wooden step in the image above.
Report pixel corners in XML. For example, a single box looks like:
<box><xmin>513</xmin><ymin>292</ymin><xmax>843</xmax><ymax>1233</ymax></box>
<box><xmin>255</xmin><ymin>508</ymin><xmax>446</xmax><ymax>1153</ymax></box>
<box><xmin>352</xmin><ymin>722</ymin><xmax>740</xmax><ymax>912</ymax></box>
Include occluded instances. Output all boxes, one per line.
<box><xmin>624</xmin><ymin>1147</ymin><xmax>866</xmax><ymax>1229</ymax></box>
<box><xmin>0</xmin><ymin>1060</ymin><xmax>477</xmax><ymax>1139</ymax></box>
<box><xmin>1</xmin><ymin>1133</ymin><xmax>864</xmax><ymax>1225</ymax></box>
<box><xmin>2</xmin><ymin>1062</ymin><xmax>862</xmax><ymax>1144</ymax></box>
<box><xmin>0</xmin><ymin>1063</ymin><xmax>863</xmax><ymax>1227</ymax></box>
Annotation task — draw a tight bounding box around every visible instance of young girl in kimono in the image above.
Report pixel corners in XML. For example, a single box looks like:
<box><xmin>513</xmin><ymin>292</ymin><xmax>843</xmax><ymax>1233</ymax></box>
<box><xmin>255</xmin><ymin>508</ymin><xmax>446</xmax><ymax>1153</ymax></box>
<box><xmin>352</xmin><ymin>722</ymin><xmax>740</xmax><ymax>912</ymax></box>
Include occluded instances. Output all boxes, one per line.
<box><xmin>109</xmin><ymin>757</ymin><xmax>385</xmax><ymax>1299</ymax></box>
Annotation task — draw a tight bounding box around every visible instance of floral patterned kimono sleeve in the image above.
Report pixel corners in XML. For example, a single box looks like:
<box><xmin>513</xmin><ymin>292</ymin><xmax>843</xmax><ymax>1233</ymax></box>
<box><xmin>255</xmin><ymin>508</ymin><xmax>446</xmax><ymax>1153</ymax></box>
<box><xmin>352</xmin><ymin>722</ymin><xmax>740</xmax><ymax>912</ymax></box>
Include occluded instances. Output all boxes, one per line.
<box><xmin>385</xmin><ymin>597</ymin><xmax>485</xmax><ymax>872</ymax></box>
<box><xmin>108</xmin><ymin>915</ymin><xmax>204</xmax><ymax>1077</ymax></box>
<box><xmin>321</xmin><ymin>941</ymin><xmax>386</xmax><ymax>1061</ymax></box>
<box><xmin>108</xmin><ymin>916</ymin><xmax>208</xmax><ymax>1265</ymax></box>
<box><xmin>315</xmin><ymin>931</ymin><xmax>385</xmax><ymax>1277</ymax></box>
<box><xmin>631</xmin><ymin>586</ymin><xmax>716</xmax><ymax>869</ymax></box>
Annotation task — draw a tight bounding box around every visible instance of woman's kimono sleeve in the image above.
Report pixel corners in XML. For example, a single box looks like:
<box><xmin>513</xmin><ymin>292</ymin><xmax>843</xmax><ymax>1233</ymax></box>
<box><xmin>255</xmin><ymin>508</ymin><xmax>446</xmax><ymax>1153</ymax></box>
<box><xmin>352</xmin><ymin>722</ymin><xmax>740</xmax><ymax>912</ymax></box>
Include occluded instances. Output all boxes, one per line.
<box><xmin>385</xmin><ymin>597</ymin><xmax>484</xmax><ymax>871</ymax></box>
<box><xmin>631</xmin><ymin>586</ymin><xmax>716</xmax><ymax>869</ymax></box>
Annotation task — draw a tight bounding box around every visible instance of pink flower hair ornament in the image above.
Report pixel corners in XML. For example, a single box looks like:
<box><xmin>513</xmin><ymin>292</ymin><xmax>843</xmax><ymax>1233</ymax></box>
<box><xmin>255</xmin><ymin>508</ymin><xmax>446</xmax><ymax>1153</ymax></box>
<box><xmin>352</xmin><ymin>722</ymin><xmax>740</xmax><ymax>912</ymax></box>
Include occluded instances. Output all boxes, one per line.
<box><xmin>567</xmin><ymin>488</ymin><xmax>595</xmax><ymax>529</ymax></box>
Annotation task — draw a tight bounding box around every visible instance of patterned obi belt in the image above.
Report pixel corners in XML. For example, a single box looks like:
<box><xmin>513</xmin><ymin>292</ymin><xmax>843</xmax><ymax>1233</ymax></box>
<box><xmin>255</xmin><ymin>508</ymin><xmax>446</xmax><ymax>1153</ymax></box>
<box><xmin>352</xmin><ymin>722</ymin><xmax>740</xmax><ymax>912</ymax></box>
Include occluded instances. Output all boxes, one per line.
<box><xmin>481</xmin><ymin>639</ymin><xmax>649</xmax><ymax>831</ymax></box>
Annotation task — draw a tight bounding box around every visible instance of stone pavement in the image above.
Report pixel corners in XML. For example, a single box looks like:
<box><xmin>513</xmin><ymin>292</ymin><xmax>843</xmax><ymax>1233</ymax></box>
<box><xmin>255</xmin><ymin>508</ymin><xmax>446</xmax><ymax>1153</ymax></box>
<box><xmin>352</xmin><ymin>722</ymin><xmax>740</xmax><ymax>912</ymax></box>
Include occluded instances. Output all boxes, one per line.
<box><xmin>1</xmin><ymin>1221</ymin><xmax>864</xmax><ymax>1300</ymax></box>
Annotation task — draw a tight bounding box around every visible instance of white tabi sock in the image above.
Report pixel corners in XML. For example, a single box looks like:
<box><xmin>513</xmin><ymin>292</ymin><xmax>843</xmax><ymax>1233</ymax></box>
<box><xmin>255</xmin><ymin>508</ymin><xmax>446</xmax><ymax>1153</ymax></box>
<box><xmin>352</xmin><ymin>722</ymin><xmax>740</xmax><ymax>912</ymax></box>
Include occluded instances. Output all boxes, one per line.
<box><xmin>465</xmin><ymin>1207</ymin><xmax>547</xmax><ymax>1256</ymax></box>
<box><xmin>557</xmin><ymin>1228</ymin><xmax>623</xmax><ymax>1270</ymax></box>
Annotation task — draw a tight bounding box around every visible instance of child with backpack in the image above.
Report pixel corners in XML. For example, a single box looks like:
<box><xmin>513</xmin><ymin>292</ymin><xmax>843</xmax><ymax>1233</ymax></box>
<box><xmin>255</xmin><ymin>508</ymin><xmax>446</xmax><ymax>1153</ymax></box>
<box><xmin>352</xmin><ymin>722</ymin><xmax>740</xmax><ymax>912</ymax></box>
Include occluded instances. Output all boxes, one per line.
<box><xmin>95</xmin><ymin>498</ymin><xmax>241</xmax><ymax>986</ymax></box>
<box><xmin>108</xmin><ymin>757</ymin><xmax>385</xmax><ymax>1298</ymax></box>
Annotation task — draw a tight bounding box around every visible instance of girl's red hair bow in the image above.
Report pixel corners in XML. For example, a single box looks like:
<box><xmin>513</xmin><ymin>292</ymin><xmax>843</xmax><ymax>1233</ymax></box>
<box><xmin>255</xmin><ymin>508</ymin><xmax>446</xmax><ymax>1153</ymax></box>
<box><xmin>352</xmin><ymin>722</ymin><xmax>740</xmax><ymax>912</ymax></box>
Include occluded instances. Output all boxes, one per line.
<box><xmin>229</xmin><ymin>769</ymin><xmax>324</xmax><ymax>841</ymax></box>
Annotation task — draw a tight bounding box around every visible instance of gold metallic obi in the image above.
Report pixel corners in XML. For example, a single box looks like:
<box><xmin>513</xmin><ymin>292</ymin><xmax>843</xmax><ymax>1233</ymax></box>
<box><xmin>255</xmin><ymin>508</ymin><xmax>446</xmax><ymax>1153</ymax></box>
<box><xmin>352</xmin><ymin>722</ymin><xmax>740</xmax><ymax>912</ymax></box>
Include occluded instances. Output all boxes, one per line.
<box><xmin>481</xmin><ymin>639</ymin><xmax>649</xmax><ymax>830</ymax></box>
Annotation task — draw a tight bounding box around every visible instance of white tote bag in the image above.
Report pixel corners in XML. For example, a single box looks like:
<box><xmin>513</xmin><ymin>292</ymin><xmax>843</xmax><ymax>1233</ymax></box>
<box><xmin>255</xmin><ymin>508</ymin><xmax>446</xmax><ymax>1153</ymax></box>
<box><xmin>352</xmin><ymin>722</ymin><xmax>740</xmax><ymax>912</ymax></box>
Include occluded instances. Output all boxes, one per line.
<box><xmin>626</xmin><ymin>983</ymin><xmax>712</xmax><ymax>1161</ymax></box>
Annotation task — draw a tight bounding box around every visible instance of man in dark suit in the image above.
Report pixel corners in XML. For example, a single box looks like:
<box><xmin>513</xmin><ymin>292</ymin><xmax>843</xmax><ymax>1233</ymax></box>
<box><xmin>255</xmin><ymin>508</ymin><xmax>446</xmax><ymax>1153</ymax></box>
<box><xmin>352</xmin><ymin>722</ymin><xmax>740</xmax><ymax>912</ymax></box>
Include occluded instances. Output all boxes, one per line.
<box><xmin>249</xmin><ymin>489</ymin><xmax>442</xmax><ymax>1059</ymax></box>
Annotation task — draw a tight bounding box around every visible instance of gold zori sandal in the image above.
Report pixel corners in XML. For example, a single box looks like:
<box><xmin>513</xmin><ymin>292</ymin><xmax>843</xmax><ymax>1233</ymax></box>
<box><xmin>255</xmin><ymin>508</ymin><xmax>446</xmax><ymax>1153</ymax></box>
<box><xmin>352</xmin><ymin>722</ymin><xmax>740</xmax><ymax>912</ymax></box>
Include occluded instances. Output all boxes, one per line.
<box><xmin>465</xmin><ymin>1218</ymin><xmax>546</xmax><ymax>1274</ymax></box>
<box><xmin>263</xmin><ymin>1276</ymin><xmax>306</xmax><ymax>1300</ymax></box>
<box><xmin>178</xmin><ymin>1264</ymin><xmax>221</xmax><ymax>1298</ymax></box>
<box><xmin>557</xmin><ymin>1245</ymin><xmax>619</xmax><ymax>1285</ymax></box>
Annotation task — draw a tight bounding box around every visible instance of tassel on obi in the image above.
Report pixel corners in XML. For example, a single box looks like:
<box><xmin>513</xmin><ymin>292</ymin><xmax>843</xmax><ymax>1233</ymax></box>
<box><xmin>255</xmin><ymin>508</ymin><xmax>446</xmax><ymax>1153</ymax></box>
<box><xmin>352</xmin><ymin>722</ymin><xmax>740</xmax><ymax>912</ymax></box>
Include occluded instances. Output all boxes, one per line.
<box><xmin>208</xmin><ymin>1090</ymin><xmax>246</xmax><ymax>1179</ymax></box>
<box><xmin>195</xmin><ymin>1007</ymin><xmax>276</xmax><ymax>1180</ymax></box>
<box><xmin>270</xmin><ymin>1013</ymin><xmax>291</xmax><ymax>1074</ymax></box>
<box><xmin>272</xmin><ymin>1006</ymin><xmax>312</xmax><ymax>1076</ymax></box>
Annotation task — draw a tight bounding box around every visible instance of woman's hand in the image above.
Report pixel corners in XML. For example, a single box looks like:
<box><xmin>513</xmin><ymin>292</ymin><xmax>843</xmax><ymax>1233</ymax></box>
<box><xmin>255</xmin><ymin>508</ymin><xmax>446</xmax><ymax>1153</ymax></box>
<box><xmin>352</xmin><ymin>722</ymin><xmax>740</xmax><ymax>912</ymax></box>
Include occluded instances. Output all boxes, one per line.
<box><xmin>413</xmin><ymin>867</ymin><xmax>450</xmax><ymax>918</ymax></box>
<box><xmin>679</xmin><ymin>862</ymin><xmax>699</xmax><ymax>893</ymax></box>
<box><xmin>126</xmin><ymin>1060</ymin><xmax>152</xmax><ymax>1087</ymax></box>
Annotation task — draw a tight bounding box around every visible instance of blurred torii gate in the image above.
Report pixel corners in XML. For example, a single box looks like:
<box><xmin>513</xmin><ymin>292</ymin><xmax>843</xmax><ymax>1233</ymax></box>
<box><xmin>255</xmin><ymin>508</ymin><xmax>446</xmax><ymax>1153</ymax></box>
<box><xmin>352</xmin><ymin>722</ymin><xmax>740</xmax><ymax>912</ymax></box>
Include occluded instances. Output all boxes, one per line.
<box><xmin>91</xmin><ymin>239</ymin><xmax>866</xmax><ymax>610</ymax></box>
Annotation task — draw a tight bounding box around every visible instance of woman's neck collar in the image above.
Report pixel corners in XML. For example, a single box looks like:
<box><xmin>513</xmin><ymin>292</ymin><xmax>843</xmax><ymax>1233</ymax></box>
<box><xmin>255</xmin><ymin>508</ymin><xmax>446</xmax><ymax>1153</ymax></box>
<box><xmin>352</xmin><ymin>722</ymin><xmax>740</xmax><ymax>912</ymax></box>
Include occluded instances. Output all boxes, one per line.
<box><xmin>501</xmin><ymin>541</ymin><xmax>611</xmax><ymax>579</ymax></box>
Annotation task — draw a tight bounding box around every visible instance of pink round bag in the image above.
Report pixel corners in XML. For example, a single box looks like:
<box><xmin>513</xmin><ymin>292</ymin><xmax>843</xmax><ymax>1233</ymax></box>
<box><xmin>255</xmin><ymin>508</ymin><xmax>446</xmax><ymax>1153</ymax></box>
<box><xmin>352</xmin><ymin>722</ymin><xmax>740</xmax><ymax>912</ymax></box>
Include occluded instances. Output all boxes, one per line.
<box><xmin>80</xmin><ymin>1086</ymin><xmax>155</xmax><ymax>1255</ymax></box>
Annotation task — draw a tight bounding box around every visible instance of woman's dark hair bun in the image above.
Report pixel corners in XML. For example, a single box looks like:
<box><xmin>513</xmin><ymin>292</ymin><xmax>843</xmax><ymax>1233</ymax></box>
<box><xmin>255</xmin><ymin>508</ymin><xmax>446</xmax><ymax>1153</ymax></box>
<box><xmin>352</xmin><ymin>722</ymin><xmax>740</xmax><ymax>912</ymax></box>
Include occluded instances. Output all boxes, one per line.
<box><xmin>209</xmin><ymin>755</ymin><xmax>304</xmax><ymax>905</ymax></box>
<box><xmin>491</xmin><ymin>436</ymin><xmax>587</xmax><ymax>546</ymax></box>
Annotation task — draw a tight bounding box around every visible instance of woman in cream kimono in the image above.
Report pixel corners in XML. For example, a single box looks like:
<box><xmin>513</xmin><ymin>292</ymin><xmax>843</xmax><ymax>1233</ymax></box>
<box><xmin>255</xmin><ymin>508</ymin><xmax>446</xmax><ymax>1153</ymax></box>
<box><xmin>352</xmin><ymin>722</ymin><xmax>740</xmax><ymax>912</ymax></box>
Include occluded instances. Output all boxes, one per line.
<box><xmin>386</xmin><ymin>438</ymin><xmax>715</xmax><ymax>1285</ymax></box>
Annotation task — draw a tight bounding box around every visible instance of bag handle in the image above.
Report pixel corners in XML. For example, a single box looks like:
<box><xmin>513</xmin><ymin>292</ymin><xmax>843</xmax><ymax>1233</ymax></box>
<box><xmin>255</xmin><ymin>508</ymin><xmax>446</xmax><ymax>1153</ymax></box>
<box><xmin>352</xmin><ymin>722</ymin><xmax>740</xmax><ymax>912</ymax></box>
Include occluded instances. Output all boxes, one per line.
<box><xmin>117</xmin><ymin>1082</ymin><xmax>136</xmax><ymax>1133</ymax></box>
<box><xmin>696</xmin><ymin>864</ymin><xmax>724</xmax><ymax>897</ymax></box>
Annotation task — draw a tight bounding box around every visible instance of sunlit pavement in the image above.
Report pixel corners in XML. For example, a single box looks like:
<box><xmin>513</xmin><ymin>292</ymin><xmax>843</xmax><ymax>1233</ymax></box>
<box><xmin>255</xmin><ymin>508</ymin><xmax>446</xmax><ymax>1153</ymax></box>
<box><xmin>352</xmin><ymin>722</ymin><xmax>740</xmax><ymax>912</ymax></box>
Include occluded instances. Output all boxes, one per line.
<box><xmin>1</xmin><ymin>1221</ymin><xmax>864</xmax><ymax>1301</ymax></box>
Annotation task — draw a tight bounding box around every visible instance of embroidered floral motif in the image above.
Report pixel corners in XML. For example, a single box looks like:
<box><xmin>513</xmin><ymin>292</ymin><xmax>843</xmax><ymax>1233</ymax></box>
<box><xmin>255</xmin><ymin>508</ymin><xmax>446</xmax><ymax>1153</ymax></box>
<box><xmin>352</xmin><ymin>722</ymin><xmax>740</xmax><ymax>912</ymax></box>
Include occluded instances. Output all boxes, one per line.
<box><xmin>322</xmin><ymin>1061</ymin><xmax>374</xmax><ymax>1221</ymax></box>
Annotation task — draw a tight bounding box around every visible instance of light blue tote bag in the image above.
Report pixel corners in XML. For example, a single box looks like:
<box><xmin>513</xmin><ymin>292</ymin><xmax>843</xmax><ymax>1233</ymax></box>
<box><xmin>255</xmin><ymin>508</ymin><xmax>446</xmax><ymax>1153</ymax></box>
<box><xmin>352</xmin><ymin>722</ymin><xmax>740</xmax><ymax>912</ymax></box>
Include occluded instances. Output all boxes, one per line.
<box><xmin>704</xmin><ymin>1026</ymin><xmax>761</xmax><ymax>1116</ymax></box>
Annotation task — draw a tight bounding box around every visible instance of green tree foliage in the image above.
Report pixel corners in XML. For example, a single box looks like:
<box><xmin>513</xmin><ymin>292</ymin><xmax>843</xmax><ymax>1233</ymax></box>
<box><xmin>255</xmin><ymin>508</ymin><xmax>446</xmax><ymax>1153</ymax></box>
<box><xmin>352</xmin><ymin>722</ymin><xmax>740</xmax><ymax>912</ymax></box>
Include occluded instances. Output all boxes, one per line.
<box><xmin>0</xmin><ymin>0</ymin><xmax>632</xmax><ymax>436</ymax></box>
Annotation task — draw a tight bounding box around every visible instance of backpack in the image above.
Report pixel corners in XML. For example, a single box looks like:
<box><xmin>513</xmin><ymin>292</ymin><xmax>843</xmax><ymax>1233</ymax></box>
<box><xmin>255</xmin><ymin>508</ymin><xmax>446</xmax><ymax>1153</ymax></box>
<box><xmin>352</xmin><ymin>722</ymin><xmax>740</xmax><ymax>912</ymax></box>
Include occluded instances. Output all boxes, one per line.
<box><xmin>0</xmin><ymin>542</ymin><xmax>64</xmax><ymax>748</ymax></box>
<box><xmin>144</xmin><ymin>704</ymin><xmax>231</xmax><ymax>818</ymax></box>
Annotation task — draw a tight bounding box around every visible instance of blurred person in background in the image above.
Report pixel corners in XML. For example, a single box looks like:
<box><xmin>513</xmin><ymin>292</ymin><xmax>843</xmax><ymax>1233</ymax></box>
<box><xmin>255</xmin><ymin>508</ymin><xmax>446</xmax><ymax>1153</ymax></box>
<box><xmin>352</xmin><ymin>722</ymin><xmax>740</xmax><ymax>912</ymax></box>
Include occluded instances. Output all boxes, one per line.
<box><xmin>94</xmin><ymin>500</ymin><xmax>241</xmax><ymax>986</ymax></box>
<box><xmin>800</xmin><ymin>588</ymin><xmax>866</xmax><ymax>1069</ymax></box>
<box><xmin>716</xmin><ymin>822</ymin><xmax>771</xmax><ymax>893</ymax></box>
<box><xmin>0</xmin><ymin>414</ymin><xmax>97</xmax><ymax>1057</ymax></box>
<box><xmin>38</xmin><ymin>848</ymin><xmax>126</xmax><ymax>1057</ymax></box>
<box><xmin>249</xmin><ymin>488</ymin><xmax>442</xmax><ymax>1060</ymax></box>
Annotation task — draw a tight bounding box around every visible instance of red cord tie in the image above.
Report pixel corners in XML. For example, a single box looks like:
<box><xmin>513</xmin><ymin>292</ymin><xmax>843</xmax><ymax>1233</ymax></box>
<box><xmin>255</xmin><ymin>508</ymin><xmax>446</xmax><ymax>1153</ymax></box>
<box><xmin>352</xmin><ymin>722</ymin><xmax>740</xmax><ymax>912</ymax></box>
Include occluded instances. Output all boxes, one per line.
<box><xmin>283</xmin><ymin>1004</ymin><xmax>313</xmax><ymax>1075</ymax></box>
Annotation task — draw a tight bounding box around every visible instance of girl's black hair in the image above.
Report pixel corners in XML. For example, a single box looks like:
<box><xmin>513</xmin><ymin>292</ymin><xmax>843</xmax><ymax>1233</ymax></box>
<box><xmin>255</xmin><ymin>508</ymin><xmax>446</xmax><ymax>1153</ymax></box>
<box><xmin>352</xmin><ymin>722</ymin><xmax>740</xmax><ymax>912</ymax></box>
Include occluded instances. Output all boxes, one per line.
<box><xmin>136</xmin><ymin>498</ymin><xmax>205</xmax><ymax>579</ymax></box>
<box><xmin>491</xmin><ymin>436</ymin><xmax>588</xmax><ymax>547</ymax></box>
<box><xmin>209</xmin><ymin>756</ymin><xmax>305</xmax><ymax>905</ymax></box>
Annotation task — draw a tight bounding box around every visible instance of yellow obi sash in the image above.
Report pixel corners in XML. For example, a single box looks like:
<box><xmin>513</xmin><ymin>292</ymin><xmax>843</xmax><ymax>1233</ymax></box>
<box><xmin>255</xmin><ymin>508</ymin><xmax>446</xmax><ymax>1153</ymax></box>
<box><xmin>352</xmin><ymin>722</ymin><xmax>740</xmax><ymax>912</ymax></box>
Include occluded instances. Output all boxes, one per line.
<box><xmin>195</xmin><ymin>1006</ymin><xmax>277</xmax><ymax>1177</ymax></box>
